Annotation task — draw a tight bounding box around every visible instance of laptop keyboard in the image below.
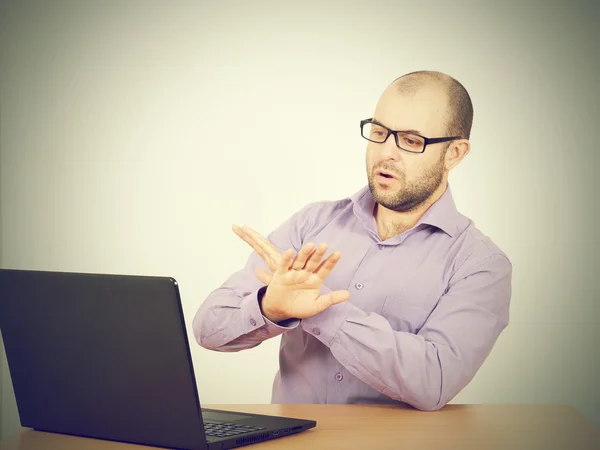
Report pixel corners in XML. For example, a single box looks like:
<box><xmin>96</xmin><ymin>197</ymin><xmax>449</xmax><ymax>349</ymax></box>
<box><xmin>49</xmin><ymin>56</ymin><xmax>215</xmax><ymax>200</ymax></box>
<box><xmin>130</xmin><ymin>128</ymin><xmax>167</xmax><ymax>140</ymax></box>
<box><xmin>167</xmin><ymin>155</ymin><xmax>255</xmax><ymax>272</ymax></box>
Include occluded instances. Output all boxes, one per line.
<box><xmin>204</xmin><ymin>420</ymin><xmax>267</xmax><ymax>438</ymax></box>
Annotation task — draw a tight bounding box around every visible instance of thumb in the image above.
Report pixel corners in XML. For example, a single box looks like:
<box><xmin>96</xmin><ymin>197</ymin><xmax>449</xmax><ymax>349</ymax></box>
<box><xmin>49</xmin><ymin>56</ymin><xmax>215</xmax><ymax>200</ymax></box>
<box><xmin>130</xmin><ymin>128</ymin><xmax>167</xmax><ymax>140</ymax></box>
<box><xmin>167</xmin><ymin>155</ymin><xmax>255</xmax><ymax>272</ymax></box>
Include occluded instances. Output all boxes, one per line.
<box><xmin>254</xmin><ymin>268</ymin><xmax>273</xmax><ymax>285</ymax></box>
<box><xmin>315</xmin><ymin>290</ymin><xmax>350</xmax><ymax>313</ymax></box>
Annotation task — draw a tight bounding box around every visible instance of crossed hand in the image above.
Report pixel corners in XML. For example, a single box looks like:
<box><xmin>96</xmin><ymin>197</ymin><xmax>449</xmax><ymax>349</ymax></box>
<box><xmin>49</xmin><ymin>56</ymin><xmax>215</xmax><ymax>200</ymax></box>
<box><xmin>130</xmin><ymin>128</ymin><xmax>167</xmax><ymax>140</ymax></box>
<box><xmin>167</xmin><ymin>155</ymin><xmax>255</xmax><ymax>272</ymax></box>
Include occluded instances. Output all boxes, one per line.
<box><xmin>232</xmin><ymin>224</ymin><xmax>351</xmax><ymax>323</ymax></box>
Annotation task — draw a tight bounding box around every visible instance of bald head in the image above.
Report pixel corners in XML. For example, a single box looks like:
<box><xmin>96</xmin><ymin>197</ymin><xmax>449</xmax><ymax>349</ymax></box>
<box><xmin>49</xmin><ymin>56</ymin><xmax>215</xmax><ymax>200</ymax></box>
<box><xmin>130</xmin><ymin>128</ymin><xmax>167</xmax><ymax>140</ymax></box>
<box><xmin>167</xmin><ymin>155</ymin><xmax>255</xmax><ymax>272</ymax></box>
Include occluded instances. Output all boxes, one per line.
<box><xmin>391</xmin><ymin>71</ymin><xmax>473</xmax><ymax>139</ymax></box>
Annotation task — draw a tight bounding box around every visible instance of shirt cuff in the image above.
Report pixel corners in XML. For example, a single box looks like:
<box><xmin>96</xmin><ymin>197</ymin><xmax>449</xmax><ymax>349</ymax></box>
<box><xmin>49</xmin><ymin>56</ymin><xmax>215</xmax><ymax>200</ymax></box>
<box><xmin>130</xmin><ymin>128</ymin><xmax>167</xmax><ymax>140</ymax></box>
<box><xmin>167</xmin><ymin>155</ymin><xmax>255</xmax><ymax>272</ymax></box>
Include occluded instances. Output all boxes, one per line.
<box><xmin>300</xmin><ymin>285</ymin><xmax>352</xmax><ymax>347</ymax></box>
<box><xmin>239</xmin><ymin>287</ymin><xmax>299</xmax><ymax>337</ymax></box>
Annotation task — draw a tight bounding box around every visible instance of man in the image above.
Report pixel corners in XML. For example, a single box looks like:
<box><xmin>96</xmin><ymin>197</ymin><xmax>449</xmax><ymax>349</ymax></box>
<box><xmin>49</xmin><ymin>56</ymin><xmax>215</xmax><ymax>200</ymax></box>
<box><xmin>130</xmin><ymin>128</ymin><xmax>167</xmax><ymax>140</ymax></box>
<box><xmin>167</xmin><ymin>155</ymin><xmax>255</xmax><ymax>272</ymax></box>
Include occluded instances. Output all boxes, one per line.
<box><xmin>192</xmin><ymin>70</ymin><xmax>512</xmax><ymax>411</ymax></box>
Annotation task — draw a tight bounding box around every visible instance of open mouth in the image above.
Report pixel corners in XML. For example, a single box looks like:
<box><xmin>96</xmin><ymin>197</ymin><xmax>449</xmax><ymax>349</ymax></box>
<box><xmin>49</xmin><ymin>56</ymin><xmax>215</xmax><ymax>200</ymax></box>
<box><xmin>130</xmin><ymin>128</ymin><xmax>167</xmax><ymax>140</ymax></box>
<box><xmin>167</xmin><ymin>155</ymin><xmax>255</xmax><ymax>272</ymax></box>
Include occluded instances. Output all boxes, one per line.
<box><xmin>377</xmin><ymin>170</ymin><xmax>396</xmax><ymax>179</ymax></box>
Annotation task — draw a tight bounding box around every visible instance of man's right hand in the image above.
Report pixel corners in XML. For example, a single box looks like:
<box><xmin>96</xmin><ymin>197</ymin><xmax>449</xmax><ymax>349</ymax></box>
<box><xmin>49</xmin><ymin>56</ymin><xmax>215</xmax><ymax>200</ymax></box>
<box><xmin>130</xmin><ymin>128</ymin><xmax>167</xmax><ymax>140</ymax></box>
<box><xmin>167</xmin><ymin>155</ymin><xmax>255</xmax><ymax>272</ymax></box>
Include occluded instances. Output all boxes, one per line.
<box><xmin>232</xmin><ymin>224</ymin><xmax>351</xmax><ymax>323</ymax></box>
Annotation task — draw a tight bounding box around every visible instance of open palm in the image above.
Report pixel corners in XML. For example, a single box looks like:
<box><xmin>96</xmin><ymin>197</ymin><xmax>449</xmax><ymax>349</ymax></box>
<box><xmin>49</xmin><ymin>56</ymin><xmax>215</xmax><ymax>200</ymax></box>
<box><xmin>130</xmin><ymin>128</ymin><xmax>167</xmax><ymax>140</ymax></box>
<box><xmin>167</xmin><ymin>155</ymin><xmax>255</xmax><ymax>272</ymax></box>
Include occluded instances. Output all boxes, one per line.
<box><xmin>232</xmin><ymin>225</ymin><xmax>350</xmax><ymax>322</ymax></box>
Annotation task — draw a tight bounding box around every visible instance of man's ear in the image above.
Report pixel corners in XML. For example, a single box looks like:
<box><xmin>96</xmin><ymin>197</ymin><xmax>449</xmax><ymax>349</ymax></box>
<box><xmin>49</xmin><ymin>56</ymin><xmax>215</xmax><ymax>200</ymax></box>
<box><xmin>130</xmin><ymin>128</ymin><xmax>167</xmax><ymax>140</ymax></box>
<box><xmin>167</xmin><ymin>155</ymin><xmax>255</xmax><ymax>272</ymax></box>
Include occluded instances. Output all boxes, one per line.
<box><xmin>445</xmin><ymin>139</ymin><xmax>471</xmax><ymax>171</ymax></box>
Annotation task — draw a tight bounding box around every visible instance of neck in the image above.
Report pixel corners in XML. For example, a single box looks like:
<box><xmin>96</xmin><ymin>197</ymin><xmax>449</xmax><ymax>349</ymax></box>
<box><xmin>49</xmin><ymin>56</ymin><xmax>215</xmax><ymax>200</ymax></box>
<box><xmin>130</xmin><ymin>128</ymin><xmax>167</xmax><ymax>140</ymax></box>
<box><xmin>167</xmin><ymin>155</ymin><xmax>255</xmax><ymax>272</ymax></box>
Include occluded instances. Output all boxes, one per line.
<box><xmin>374</xmin><ymin>181</ymin><xmax>448</xmax><ymax>240</ymax></box>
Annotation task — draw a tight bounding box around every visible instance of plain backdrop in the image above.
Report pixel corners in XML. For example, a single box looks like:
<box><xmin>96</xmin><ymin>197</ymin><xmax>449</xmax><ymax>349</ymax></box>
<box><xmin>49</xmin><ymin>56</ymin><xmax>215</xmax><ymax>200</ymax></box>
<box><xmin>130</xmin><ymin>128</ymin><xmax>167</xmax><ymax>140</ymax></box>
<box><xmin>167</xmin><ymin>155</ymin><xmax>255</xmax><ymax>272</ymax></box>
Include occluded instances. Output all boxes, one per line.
<box><xmin>1</xmin><ymin>0</ymin><xmax>599</xmax><ymax>439</ymax></box>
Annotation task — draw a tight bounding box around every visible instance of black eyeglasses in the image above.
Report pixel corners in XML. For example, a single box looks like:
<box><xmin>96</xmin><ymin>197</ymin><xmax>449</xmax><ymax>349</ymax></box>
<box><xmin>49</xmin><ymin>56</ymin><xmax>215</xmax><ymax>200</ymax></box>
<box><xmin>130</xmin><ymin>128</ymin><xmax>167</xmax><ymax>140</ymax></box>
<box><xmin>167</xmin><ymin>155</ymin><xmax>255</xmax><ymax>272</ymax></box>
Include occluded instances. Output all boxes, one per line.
<box><xmin>360</xmin><ymin>118</ymin><xmax>461</xmax><ymax>154</ymax></box>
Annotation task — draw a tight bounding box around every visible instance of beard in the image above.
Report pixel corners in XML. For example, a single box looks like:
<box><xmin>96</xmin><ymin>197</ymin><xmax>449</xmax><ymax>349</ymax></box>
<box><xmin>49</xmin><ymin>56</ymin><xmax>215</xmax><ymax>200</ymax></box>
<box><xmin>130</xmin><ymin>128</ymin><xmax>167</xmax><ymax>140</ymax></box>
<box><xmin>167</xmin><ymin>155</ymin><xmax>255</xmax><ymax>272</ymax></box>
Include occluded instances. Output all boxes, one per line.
<box><xmin>367</xmin><ymin>151</ymin><xmax>446</xmax><ymax>213</ymax></box>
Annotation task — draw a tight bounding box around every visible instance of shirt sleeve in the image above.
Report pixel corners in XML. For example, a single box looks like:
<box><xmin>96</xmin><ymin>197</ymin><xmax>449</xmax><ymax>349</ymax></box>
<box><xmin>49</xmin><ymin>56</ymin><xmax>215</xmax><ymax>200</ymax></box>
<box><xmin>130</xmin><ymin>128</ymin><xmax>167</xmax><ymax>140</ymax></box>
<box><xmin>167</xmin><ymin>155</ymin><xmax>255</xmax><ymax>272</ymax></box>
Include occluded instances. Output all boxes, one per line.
<box><xmin>191</xmin><ymin>204</ymin><xmax>317</xmax><ymax>352</ymax></box>
<box><xmin>299</xmin><ymin>253</ymin><xmax>512</xmax><ymax>411</ymax></box>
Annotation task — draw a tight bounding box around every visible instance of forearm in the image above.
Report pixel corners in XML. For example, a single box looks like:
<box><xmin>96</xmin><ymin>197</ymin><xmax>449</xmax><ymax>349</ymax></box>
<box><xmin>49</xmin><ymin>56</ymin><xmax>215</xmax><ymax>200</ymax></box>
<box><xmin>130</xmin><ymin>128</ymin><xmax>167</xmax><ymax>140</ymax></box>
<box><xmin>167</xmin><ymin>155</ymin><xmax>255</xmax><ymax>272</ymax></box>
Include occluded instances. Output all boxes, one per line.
<box><xmin>301</xmin><ymin>301</ymin><xmax>451</xmax><ymax>410</ymax></box>
<box><xmin>193</xmin><ymin>203</ymin><xmax>320</xmax><ymax>351</ymax></box>
<box><xmin>192</xmin><ymin>264</ymin><xmax>298</xmax><ymax>352</ymax></box>
<box><xmin>193</xmin><ymin>291</ymin><xmax>281</xmax><ymax>352</ymax></box>
<box><xmin>301</xmin><ymin>261</ymin><xmax>511</xmax><ymax>410</ymax></box>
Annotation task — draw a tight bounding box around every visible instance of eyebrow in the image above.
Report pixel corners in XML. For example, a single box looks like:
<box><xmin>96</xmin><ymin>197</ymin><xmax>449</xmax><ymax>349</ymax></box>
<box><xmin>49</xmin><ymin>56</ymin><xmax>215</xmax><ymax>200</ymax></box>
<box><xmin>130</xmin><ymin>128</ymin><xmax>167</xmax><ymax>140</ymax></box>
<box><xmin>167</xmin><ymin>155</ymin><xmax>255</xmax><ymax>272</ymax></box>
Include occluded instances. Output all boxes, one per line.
<box><xmin>371</xmin><ymin>118</ymin><xmax>424</xmax><ymax>136</ymax></box>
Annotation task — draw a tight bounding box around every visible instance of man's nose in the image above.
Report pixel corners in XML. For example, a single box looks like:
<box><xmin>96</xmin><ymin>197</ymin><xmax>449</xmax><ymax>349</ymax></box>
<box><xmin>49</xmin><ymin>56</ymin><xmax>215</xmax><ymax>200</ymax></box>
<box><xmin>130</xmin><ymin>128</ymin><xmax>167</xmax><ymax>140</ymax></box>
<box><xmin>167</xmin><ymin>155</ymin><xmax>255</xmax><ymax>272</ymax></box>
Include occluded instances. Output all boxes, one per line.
<box><xmin>379</xmin><ymin>133</ymin><xmax>401</xmax><ymax>159</ymax></box>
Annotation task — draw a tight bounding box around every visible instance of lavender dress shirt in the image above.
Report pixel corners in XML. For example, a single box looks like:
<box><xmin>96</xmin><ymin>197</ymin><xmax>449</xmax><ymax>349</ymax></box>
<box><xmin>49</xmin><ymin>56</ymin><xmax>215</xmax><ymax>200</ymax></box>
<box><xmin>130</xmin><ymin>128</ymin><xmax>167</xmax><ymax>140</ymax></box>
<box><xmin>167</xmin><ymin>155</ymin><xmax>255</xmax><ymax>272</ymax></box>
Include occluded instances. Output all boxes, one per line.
<box><xmin>192</xmin><ymin>184</ymin><xmax>512</xmax><ymax>411</ymax></box>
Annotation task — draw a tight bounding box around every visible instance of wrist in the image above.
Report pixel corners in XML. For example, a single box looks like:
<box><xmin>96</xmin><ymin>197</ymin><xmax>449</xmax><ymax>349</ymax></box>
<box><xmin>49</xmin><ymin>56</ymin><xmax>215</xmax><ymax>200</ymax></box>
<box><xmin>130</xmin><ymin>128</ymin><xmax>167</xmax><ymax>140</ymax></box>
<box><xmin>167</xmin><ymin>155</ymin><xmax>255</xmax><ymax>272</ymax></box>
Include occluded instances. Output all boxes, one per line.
<box><xmin>258</xmin><ymin>287</ymin><xmax>289</xmax><ymax>323</ymax></box>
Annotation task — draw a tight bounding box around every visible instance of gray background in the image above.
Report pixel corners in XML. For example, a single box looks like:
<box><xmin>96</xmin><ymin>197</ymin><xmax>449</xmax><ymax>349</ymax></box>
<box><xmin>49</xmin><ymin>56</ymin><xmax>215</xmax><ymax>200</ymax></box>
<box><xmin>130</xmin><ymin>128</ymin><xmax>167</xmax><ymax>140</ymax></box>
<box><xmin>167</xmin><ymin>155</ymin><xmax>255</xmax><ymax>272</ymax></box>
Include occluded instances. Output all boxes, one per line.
<box><xmin>1</xmin><ymin>0</ymin><xmax>599</xmax><ymax>440</ymax></box>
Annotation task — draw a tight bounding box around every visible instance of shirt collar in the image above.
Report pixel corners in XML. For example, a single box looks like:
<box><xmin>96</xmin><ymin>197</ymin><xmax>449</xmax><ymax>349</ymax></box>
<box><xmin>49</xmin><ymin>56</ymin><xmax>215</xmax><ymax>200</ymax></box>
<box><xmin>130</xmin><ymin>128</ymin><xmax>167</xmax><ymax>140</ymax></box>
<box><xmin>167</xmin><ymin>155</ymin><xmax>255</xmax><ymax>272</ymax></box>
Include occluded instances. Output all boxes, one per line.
<box><xmin>350</xmin><ymin>183</ymin><xmax>460</xmax><ymax>238</ymax></box>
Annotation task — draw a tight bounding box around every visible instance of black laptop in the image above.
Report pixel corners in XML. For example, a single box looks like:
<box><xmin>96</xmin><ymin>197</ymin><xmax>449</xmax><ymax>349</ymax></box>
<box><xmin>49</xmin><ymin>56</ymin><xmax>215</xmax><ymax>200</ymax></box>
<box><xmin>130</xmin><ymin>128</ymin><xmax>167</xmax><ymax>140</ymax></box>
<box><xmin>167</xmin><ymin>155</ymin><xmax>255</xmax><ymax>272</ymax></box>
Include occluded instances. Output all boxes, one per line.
<box><xmin>0</xmin><ymin>269</ymin><xmax>316</xmax><ymax>450</ymax></box>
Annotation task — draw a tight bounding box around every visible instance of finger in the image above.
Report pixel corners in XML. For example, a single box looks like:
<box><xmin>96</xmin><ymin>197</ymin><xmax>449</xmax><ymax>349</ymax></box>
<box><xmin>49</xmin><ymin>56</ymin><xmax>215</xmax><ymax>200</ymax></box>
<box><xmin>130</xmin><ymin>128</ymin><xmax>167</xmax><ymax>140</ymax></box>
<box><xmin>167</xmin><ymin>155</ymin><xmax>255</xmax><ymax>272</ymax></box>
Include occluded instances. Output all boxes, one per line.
<box><xmin>234</xmin><ymin>225</ymin><xmax>280</xmax><ymax>270</ymax></box>
<box><xmin>233</xmin><ymin>224</ymin><xmax>270</xmax><ymax>262</ymax></box>
<box><xmin>277</xmin><ymin>248</ymin><xmax>295</xmax><ymax>272</ymax></box>
<box><xmin>291</xmin><ymin>242</ymin><xmax>315</xmax><ymax>270</ymax></box>
<box><xmin>254</xmin><ymin>268</ymin><xmax>273</xmax><ymax>285</ymax></box>
<box><xmin>304</xmin><ymin>243</ymin><xmax>329</xmax><ymax>272</ymax></box>
<box><xmin>232</xmin><ymin>224</ymin><xmax>264</xmax><ymax>256</ymax></box>
<box><xmin>242</xmin><ymin>225</ymin><xmax>281</xmax><ymax>257</ymax></box>
<box><xmin>241</xmin><ymin>225</ymin><xmax>285</xmax><ymax>267</ymax></box>
<box><xmin>314</xmin><ymin>250</ymin><xmax>342</xmax><ymax>279</ymax></box>
<box><xmin>315</xmin><ymin>290</ymin><xmax>350</xmax><ymax>313</ymax></box>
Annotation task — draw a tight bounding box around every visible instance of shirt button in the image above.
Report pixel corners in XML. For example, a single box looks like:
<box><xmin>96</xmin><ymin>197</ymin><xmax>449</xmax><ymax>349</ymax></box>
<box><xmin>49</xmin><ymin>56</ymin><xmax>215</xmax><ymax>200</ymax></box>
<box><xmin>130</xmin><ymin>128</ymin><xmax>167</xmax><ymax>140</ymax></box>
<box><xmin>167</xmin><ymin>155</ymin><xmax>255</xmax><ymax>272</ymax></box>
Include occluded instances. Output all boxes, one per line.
<box><xmin>355</xmin><ymin>282</ymin><xmax>363</xmax><ymax>290</ymax></box>
<box><xmin>335</xmin><ymin>373</ymin><xmax>343</xmax><ymax>381</ymax></box>
<box><xmin>249</xmin><ymin>318</ymin><xmax>257</xmax><ymax>326</ymax></box>
<box><xmin>313</xmin><ymin>328</ymin><xmax>321</xmax><ymax>336</ymax></box>
<box><xmin>378</xmin><ymin>244</ymin><xmax>385</xmax><ymax>250</ymax></box>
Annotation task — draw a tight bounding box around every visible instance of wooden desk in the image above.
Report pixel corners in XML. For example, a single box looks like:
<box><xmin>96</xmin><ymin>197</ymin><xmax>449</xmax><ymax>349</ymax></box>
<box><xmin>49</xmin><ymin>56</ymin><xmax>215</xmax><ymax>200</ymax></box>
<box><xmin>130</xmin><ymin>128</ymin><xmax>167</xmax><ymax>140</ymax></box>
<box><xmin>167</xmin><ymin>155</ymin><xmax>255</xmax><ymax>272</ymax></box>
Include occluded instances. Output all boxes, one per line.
<box><xmin>1</xmin><ymin>404</ymin><xmax>599</xmax><ymax>450</ymax></box>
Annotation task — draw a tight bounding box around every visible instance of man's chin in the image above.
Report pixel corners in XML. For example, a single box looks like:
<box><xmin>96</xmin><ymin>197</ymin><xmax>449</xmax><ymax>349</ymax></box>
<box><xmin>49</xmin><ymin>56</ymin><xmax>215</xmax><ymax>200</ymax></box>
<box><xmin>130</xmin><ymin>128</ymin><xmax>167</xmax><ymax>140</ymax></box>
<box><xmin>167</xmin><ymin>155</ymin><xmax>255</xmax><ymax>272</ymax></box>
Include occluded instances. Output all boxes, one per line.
<box><xmin>371</xmin><ymin>188</ymin><xmax>400</xmax><ymax>206</ymax></box>
<box><xmin>371</xmin><ymin>179</ymin><xmax>401</xmax><ymax>194</ymax></box>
